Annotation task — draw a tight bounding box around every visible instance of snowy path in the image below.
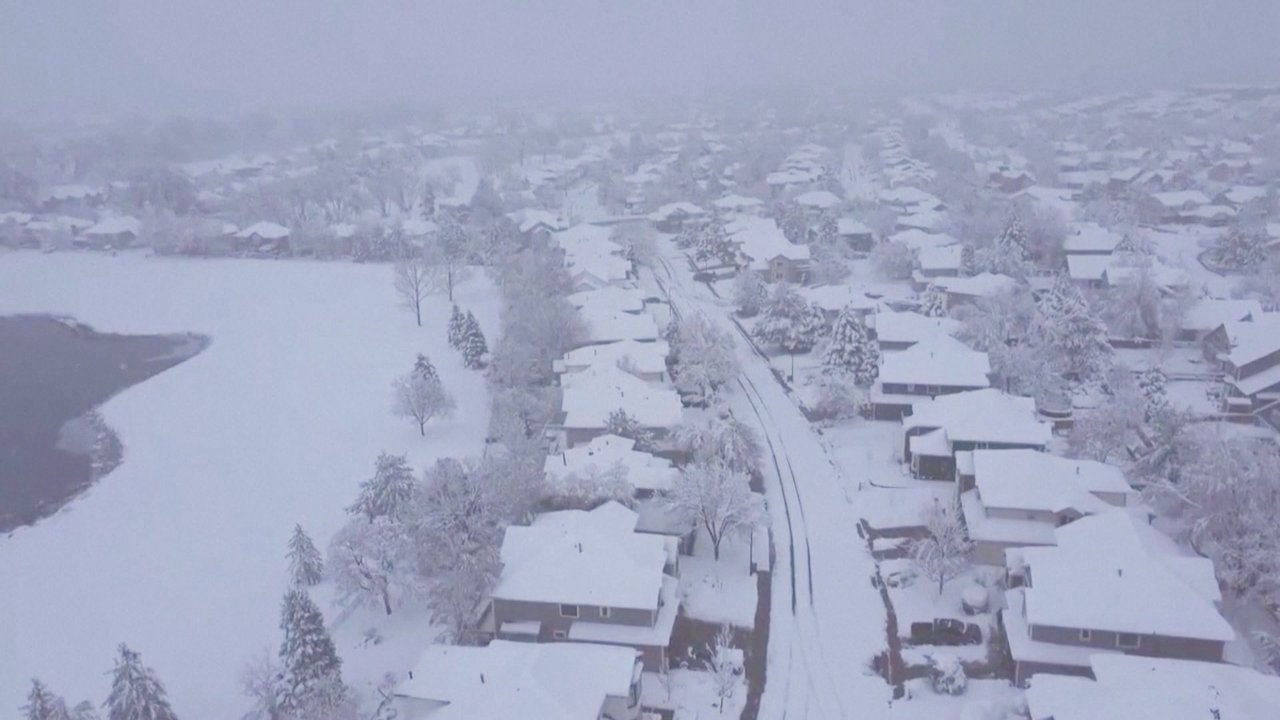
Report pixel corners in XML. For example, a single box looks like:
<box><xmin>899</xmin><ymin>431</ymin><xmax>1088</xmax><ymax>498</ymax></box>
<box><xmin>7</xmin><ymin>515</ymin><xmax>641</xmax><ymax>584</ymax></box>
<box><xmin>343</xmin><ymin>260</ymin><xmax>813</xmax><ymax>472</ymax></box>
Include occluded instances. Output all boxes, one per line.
<box><xmin>650</xmin><ymin>249</ymin><xmax>890</xmax><ymax>719</ymax></box>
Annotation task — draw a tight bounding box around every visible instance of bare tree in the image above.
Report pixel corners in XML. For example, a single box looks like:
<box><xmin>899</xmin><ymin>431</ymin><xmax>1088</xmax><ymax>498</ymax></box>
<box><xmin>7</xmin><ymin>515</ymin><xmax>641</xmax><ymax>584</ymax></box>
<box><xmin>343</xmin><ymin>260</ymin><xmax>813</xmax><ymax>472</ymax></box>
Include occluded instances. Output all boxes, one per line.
<box><xmin>238</xmin><ymin>647</ymin><xmax>284</xmax><ymax>720</ymax></box>
<box><xmin>909</xmin><ymin>500</ymin><xmax>973</xmax><ymax>596</ymax></box>
<box><xmin>392</xmin><ymin>371</ymin><xmax>455</xmax><ymax>436</ymax></box>
<box><xmin>668</xmin><ymin>459</ymin><xmax>765</xmax><ymax>561</ymax></box>
<box><xmin>709</xmin><ymin>624</ymin><xmax>742</xmax><ymax>714</ymax></box>
<box><xmin>392</xmin><ymin>255</ymin><xmax>440</xmax><ymax>326</ymax></box>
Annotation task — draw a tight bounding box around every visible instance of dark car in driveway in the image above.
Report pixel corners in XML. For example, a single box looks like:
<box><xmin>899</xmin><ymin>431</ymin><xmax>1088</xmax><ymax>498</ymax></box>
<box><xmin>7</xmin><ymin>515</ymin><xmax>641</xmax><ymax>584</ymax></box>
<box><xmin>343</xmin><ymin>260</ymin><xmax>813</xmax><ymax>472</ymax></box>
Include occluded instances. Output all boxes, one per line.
<box><xmin>908</xmin><ymin>618</ymin><xmax>983</xmax><ymax>646</ymax></box>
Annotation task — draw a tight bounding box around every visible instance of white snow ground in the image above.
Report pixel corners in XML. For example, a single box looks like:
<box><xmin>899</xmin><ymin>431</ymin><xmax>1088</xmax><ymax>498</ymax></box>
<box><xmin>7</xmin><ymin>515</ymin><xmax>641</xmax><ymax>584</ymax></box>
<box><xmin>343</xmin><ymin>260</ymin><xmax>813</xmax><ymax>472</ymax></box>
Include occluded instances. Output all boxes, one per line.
<box><xmin>0</xmin><ymin>251</ymin><xmax>497</xmax><ymax>717</ymax></box>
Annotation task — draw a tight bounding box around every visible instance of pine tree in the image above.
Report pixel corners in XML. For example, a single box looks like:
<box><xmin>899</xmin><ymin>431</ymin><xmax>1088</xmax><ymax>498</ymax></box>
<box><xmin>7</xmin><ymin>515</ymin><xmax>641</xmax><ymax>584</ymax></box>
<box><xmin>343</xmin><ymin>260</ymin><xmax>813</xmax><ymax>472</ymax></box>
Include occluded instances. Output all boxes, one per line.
<box><xmin>413</xmin><ymin>353</ymin><xmax>439</xmax><ymax>384</ymax></box>
<box><xmin>976</xmin><ymin>212</ymin><xmax>1031</xmax><ymax>278</ymax></box>
<box><xmin>347</xmin><ymin>453</ymin><xmax>417</xmax><ymax>521</ymax></box>
<box><xmin>460</xmin><ymin>311</ymin><xmax>488</xmax><ymax>369</ymax></box>
<box><xmin>104</xmin><ymin>644</ymin><xmax>179</xmax><ymax>720</ymax></box>
<box><xmin>920</xmin><ymin>283</ymin><xmax>947</xmax><ymax>318</ymax></box>
<box><xmin>822</xmin><ymin>306</ymin><xmax>879</xmax><ymax>385</ymax></box>
<box><xmin>447</xmin><ymin>305</ymin><xmax>466</xmax><ymax>349</ymax></box>
<box><xmin>693</xmin><ymin>222</ymin><xmax>736</xmax><ymax>269</ymax></box>
<box><xmin>21</xmin><ymin>679</ymin><xmax>69</xmax><ymax>720</ymax></box>
<box><xmin>1138</xmin><ymin>366</ymin><xmax>1168</xmax><ymax>420</ymax></box>
<box><xmin>287</xmin><ymin>524</ymin><xmax>324</xmax><ymax>587</ymax></box>
<box><xmin>277</xmin><ymin>589</ymin><xmax>347</xmax><ymax>718</ymax></box>
<box><xmin>1038</xmin><ymin>274</ymin><xmax>1112</xmax><ymax>383</ymax></box>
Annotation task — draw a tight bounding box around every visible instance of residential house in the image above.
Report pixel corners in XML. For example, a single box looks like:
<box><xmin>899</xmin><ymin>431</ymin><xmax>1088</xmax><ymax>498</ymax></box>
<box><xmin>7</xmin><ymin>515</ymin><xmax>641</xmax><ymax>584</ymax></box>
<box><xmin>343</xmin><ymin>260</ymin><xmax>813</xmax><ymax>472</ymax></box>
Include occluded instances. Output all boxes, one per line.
<box><xmin>1002</xmin><ymin>511</ymin><xmax>1233</xmax><ymax>686</ymax></box>
<box><xmin>957</xmin><ymin>449</ymin><xmax>1134</xmax><ymax>565</ymax></box>
<box><xmin>929</xmin><ymin>273</ymin><xmax>1017</xmax><ymax>310</ymax></box>
<box><xmin>481</xmin><ymin>502</ymin><xmax>680</xmax><ymax>671</ymax></box>
<box><xmin>836</xmin><ymin>217</ymin><xmax>875</xmax><ymax>252</ymax></box>
<box><xmin>879</xmin><ymin>186</ymin><xmax>944</xmax><ymax>214</ymax></box>
<box><xmin>394</xmin><ymin>641</ymin><xmax>644</xmax><ymax>720</ymax></box>
<box><xmin>566</xmin><ymin>286</ymin><xmax>649</xmax><ymax>315</ymax></box>
<box><xmin>794</xmin><ymin>189</ymin><xmax>843</xmax><ymax>218</ymax></box>
<box><xmin>1025</xmin><ymin>654</ymin><xmax>1280</xmax><ymax>720</ymax></box>
<box><xmin>871</xmin><ymin>335</ymin><xmax>990</xmax><ymax>420</ymax></box>
<box><xmin>1143</xmin><ymin>190</ymin><xmax>1212</xmax><ymax>224</ymax></box>
<box><xmin>901</xmin><ymin>389</ymin><xmax>1052</xmax><ymax>480</ymax></box>
<box><xmin>913</xmin><ymin>244</ymin><xmax>965</xmax><ymax>285</ymax></box>
<box><xmin>509</xmin><ymin>208</ymin><xmax>567</xmax><ymax>239</ymax></box>
<box><xmin>989</xmin><ymin>167</ymin><xmax>1037</xmax><ymax>194</ymax></box>
<box><xmin>558</xmin><ymin>366</ymin><xmax>683</xmax><ymax>447</ymax></box>
<box><xmin>870</xmin><ymin>310</ymin><xmax>961</xmax><ymax>351</ymax></box>
<box><xmin>573</xmin><ymin>303</ymin><xmax>660</xmax><ymax>348</ymax></box>
<box><xmin>1178</xmin><ymin>298</ymin><xmax>1261</xmax><ymax>342</ymax></box>
<box><xmin>234</xmin><ymin>221</ymin><xmax>291</xmax><ymax>254</ymax></box>
<box><xmin>1062</xmin><ymin>222</ymin><xmax>1121</xmax><ymax>256</ymax></box>
<box><xmin>82</xmin><ymin>215</ymin><xmax>141</xmax><ymax>249</ymax></box>
<box><xmin>556</xmin><ymin>339</ymin><xmax>670</xmax><ymax>383</ymax></box>
<box><xmin>711</xmin><ymin>194</ymin><xmax>764</xmax><ymax>216</ymax></box>
<box><xmin>648</xmin><ymin>202</ymin><xmax>706</xmax><ymax>233</ymax></box>
<box><xmin>1203</xmin><ymin>312</ymin><xmax>1280</xmax><ymax>413</ymax></box>
<box><xmin>727</xmin><ymin>216</ymin><xmax>811</xmax><ymax>284</ymax></box>
<box><xmin>798</xmin><ymin>284</ymin><xmax>880</xmax><ymax>321</ymax></box>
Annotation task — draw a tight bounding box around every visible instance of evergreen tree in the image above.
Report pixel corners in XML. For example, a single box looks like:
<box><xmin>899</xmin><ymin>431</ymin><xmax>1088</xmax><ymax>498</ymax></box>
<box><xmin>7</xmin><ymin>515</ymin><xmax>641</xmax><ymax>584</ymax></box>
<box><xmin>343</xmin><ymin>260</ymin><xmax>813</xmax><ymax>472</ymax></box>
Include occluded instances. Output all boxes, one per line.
<box><xmin>447</xmin><ymin>305</ymin><xmax>466</xmax><ymax>349</ymax></box>
<box><xmin>460</xmin><ymin>311</ymin><xmax>488</xmax><ymax>369</ymax></box>
<box><xmin>413</xmin><ymin>353</ymin><xmax>439</xmax><ymax>384</ymax></box>
<box><xmin>287</xmin><ymin>524</ymin><xmax>324</xmax><ymax>587</ymax></box>
<box><xmin>976</xmin><ymin>212</ymin><xmax>1031</xmax><ymax>278</ymax></box>
<box><xmin>920</xmin><ymin>283</ymin><xmax>947</xmax><ymax>318</ymax></box>
<box><xmin>21</xmin><ymin>679</ymin><xmax>69</xmax><ymax>720</ymax></box>
<box><xmin>104</xmin><ymin>644</ymin><xmax>178</xmax><ymax>720</ymax></box>
<box><xmin>822</xmin><ymin>306</ymin><xmax>879</xmax><ymax>386</ymax></box>
<box><xmin>693</xmin><ymin>221</ymin><xmax>736</xmax><ymax>269</ymax></box>
<box><xmin>1038</xmin><ymin>274</ymin><xmax>1112</xmax><ymax>383</ymax></box>
<box><xmin>1138</xmin><ymin>366</ymin><xmax>1168</xmax><ymax>420</ymax></box>
<box><xmin>277</xmin><ymin>589</ymin><xmax>347</xmax><ymax>718</ymax></box>
<box><xmin>959</xmin><ymin>243</ymin><xmax>976</xmax><ymax>276</ymax></box>
<box><xmin>347</xmin><ymin>453</ymin><xmax>417</xmax><ymax>522</ymax></box>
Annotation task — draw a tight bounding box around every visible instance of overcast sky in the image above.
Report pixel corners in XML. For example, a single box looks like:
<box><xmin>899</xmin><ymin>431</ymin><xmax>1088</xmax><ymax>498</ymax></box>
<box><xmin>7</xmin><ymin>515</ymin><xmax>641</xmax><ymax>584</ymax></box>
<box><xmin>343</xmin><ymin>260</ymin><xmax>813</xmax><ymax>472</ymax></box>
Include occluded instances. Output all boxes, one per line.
<box><xmin>4</xmin><ymin>0</ymin><xmax>1280</xmax><ymax>116</ymax></box>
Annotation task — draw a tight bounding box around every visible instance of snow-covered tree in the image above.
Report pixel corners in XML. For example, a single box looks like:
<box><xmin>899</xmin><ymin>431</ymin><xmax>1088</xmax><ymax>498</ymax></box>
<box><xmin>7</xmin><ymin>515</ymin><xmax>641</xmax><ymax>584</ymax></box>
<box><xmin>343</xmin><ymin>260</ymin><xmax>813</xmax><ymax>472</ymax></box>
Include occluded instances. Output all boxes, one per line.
<box><xmin>974</xmin><ymin>212</ymin><xmax>1030</xmax><ymax>278</ymax></box>
<box><xmin>1255</xmin><ymin>632</ymin><xmax>1280</xmax><ymax>675</ymax></box>
<box><xmin>693</xmin><ymin>221</ymin><xmax>736</xmax><ymax>269</ymax></box>
<box><xmin>909</xmin><ymin>501</ymin><xmax>973</xmax><ymax>596</ymax></box>
<box><xmin>1099</xmin><ymin>262</ymin><xmax>1166</xmax><ymax>341</ymax></box>
<box><xmin>919</xmin><ymin>284</ymin><xmax>947</xmax><ymax>318</ymax></box>
<box><xmin>392</xmin><ymin>255</ymin><xmax>436</xmax><ymax>327</ymax></box>
<box><xmin>1068</xmin><ymin>375</ymin><xmax>1145</xmax><ymax>464</ymax></box>
<box><xmin>822</xmin><ymin>306</ymin><xmax>879</xmax><ymax>386</ymax></box>
<box><xmin>927</xmin><ymin>654</ymin><xmax>967</xmax><ymax>696</ymax></box>
<box><xmin>1209</xmin><ymin>227</ymin><xmax>1268</xmax><ymax>271</ymax></box>
<box><xmin>670</xmin><ymin>312</ymin><xmax>739</xmax><ymax>402</ymax></box>
<box><xmin>871</xmin><ymin>239</ymin><xmax>915</xmax><ymax>280</ymax></box>
<box><xmin>1138</xmin><ymin>366</ymin><xmax>1168</xmax><ymax>419</ymax></box>
<box><xmin>732</xmin><ymin>270</ymin><xmax>767</xmax><ymax>317</ymax></box>
<box><xmin>811</xmin><ymin>374</ymin><xmax>868</xmax><ymax>422</ymax></box>
<box><xmin>277</xmin><ymin>589</ymin><xmax>348</xmax><ymax>718</ymax></box>
<box><xmin>673</xmin><ymin>414</ymin><xmax>762</xmax><ymax>475</ymax></box>
<box><xmin>238</xmin><ymin>648</ymin><xmax>284</xmax><ymax>720</ymax></box>
<box><xmin>392</xmin><ymin>367</ymin><xmax>455</xmax><ymax>436</ymax></box>
<box><xmin>69</xmin><ymin>702</ymin><xmax>97</xmax><ymax>720</ymax></box>
<box><xmin>447</xmin><ymin>305</ymin><xmax>466</xmax><ymax>349</ymax></box>
<box><xmin>776</xmin><ymin>202</ymin><xmax>807</xmax><ymax>244</ymax></box>
<box><xmin>329</xmin><ymin>515</ymin><xmax>416</xmax><ymax>615</ymax></box>
<box><xmin>544</xmin><ymin>462</ymin><xmax>633</xmax><ymax>511</ymax></box>
<box><xmin>708</xmin><ymin>625</ymin><xmax>742</xmax><ymax>714</ymax></box>
<box><xmin>287</xmin><ymin>524</ymin><xmax>324</xmax><ymax>588</ymax></box>
<box><xmin>21</xmin><ymin>680</ymin><xmax>69</xmax><ymax>720</ymax></box>
<box><xmin>348</xmin><ymin>453</ymin><xmax>417</xmax><ymax>522</ymax></box>
<box><xmin>105</xmin><ymin>644</ymin><xmax>179</xmax><ymax>720</ymax></box>
<box><xmin>425</xmin><ymin>218</ymin><xmax>473</xmax><ymax>302</ymax></box>
<box><xmin>754</xmin><ymin>285</ymin><xmax>825</xmax><ymax>367</ymax></box>
<box><xmin>604</xmin><ymin>409</ymin><xmax>654</xmax><ymax>450</ymax></box>
<box><xmin>668</xmin><ymin>459</ymin><xmax>765</xmax><ymax>561</ymax></box>
<box><xmin>459</xmin><ymin>311</ymin><xmax>488</xmax><ymax>369</ymax></box>
<box><xmin>1037</xmin><ymin>275</ymin><xmax>1112</xmax><ymax>383</ymax></box>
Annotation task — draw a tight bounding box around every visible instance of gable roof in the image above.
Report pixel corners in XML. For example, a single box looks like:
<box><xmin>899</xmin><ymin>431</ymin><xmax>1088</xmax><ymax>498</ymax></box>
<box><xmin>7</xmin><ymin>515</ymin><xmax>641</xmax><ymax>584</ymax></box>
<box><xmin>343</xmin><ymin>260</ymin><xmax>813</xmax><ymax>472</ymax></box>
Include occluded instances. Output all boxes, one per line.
<box><xmin>560</xmin><ymin>339</ymin><xmax>670</xmax><ymax>377</ymax></box>
<box><xmin>904</xmin><ymin>389</ymin><xmax>1052</xmax><ymax>448</ymax></box>
<box><xmin>1220</xmin><ymin>312</ymin><xmax>1280</xmax><ymax>367</ymax></box>
<box><xmin>236</xmin><ymin>221</ymin><xmax>290</xmax><ymax>240</ymax></box>
<box><xmin>396</xmin><ymin>640</ymin><xmax>638</xmax><ymax>720</ymax></box>
<box><xmin>727</xmin><ymin>216</ymin><xmax>810</xmax><ymax>268</ymax></box>
<box><xmin>575</xmin><ymin>305</ymin><xmax>659</xmax><ymax>345</ymax></box>
<box><xmin>497</xmin><ymin>501</ymin><xmax>671</xmax><ymax>609</ymax></box>
<box><xmin>1063</xmin><ymin>222</ymin><xmax>1122</xmax><ymax>254</ymax></box>
<box><xmin>560</xmin><ymin>366</ymin><xmax>683</xmax><ymax>431</ymax></box>
<box><xmin>972</xmin><ymin>449</ymin><xmax>1130</xmax><ymax>514</ymax></box>
<box><xmin>794</xmin><ymin>189</ymin><xmax>843</xmax><ymax>210</ymax></box>
<box><xmin>877</xmin><ymin>334</ymin><xmax>990</xmax><ymax>388</ymax></box>
<box><xmin>543</xmin><ymin>434</ymin><xmax>679</xmax><ymax>493</ymax></box>
<box><xmin>870</xmin><ymin>310</ymin><xmax>961</xmax><ymax>346</ymax></box>
<box><xmin>566</xmin><ymin>286</ymin><xmax>647</xmax><ymax>314</ymax></box>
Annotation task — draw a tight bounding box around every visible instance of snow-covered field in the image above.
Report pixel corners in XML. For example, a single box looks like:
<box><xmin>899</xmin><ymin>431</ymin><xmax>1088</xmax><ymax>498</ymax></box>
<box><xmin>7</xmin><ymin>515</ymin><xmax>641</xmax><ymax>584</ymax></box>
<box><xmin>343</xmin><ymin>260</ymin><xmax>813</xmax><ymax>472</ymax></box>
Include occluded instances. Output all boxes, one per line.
<box><xmin>0</xmin><ymin>251</ymin><xmax>498</xmax><ymax>717</ymax></box>
<box><xmin>679</xmin><ymin>529</ymin><xmax>759</xmax><ymax>629</ymax></box>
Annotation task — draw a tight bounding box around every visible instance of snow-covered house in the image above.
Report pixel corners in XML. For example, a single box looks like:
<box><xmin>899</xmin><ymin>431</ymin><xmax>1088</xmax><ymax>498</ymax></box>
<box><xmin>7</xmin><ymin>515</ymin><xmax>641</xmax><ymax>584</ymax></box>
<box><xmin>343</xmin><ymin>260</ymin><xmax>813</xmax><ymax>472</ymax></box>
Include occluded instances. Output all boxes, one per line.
<box><xmin>836</xmin><ymin>217</ymin><xmax>875</xmax><ymax>252</ymax></box>
<box><xmin>395</xmin><ymin>640</ymin><xmax>644</xmax><ymax>720</ymax></box>
<box><xmin>82</xmin><ymin>215</ymin><xmax>141</xmax><ymax>248</ymax></box>
<box><xmin>902</xmin><ymin>389</ymin><xmax>1052</xmax><ymax>480</ymax></box>
<box><xmin>559</xmin><ymin>366</ymin><xmax>683</xmax><ymax>447</ymax></box>
<box><xmin>1001</xmin><ymin>511</ymin><xmax>1233</xmax><ymax>686</ymax></box>
<box><xmin>870</xmin><ymin>310</ymin><xmax>961</xmax><ymax>351</ymax></box>
<box><xmin>481</xmin><ymin>502</ymin><xmax>680</xmax><ymax>671</ymax></box>
<box><xmin>1203</xmin><ymin>312</ymin><xmax>1280</xmax><ymax>414</ymax></box>
<box><xmin>1062</xmin><ymin>222</ymin><xmax>1122</xmax><ymax>256</ymax></box>
<box><xmin>509</xmin><ymin>208</ymin><xmax>567</xmax><ymax>238</ymax></box>
<box><xmin>573</xmin><ymin>304</ymin><xmax>660</xmax><ymax>347</ymax></box>
<box><xmin>648</xmin><ymin>202</ymin><xmax>706</xmax><ymax>233</ymax></box>
<box><xmin>566</xmin><ymin>286</ymin><xmax>648</xmax><ymax>315</ymax></box>
<box><xmin>727</xmin><ymin>216</ymin><xmax>811</xmax><ymax>284</ymax></box>
<box><xmin>234</xmin><ymin>221</ymin><xmax>291</xmax><ymax>254</ymax></box>
<box><xmin>557</xmin><ymin>339</ymin><xmax>670</xmax><ymax>382</ymax></box>
<box><xmin>871</xmin><ymin>335</ymin><xmax>991</xmax><ymax>420</ymax></box>
<box><xmin>1025</xmin><ymin>654</ymin><xmax>1280</xmax><ymax>720</ymax></box>
<box><xmin>1178</xmin><ymin>298</ymin><xmax>1262</xmax><ymax>342</ymax></box>
<box><xmin>913</xmin><ymin>243</ymin><xmax>965</xmax><ymax>282</ymax></box>
<box><xmin>930</xmin><ymin>272</ymin><xmax>1017</xmax><ymax>310</ymax></box>
<box><xmin>1143</xmin><ymin>190</ymin><xmax>1211</xmax><ymax>224</ymax></box>
<box><xmin>798</xmin><ymin>284</ymin><xmax>880</xmax><ymax>320</ymax></box>
<box><xmin>957</xmin><ymin>450</ymin><xmax>1134</xmax><ymax>565</ymax></box>
<box><xmin>879</xmin><ymin>186</ymin><xmax>944</xmax><ymax>214</ymax></box>
<box><xmin>794</xmin><ymin>189</ymin><xmax>843</xmax><ymax>216</ymax></box>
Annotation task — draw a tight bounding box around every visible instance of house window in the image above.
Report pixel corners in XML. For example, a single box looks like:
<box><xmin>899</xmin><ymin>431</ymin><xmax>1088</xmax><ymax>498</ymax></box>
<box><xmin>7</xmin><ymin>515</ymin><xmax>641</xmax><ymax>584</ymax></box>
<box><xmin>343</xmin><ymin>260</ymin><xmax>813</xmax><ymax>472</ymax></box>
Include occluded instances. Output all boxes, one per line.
<box><xmin>599</xmin><ymin>606</ymin><xmax>611</xmax><ymax>619</ymax></box>
<box><xmin>560</xmin><ymin>604</ymin><xmax>579</xmax><ymax>618</ymax></box>
<box><xmin>552</xmin><ymin>630</ymin><xmax>567</xmax><ymax>639</ymax></box>
<box><xmin>1116</xmin><ymin>633</ymin><xmax>1141</xmax><ymax>650</ymax></box>
<box><xmin>1078</xmin><ymin>629</ymin><xmax>1092</xmax><ymax>642</ymax></box>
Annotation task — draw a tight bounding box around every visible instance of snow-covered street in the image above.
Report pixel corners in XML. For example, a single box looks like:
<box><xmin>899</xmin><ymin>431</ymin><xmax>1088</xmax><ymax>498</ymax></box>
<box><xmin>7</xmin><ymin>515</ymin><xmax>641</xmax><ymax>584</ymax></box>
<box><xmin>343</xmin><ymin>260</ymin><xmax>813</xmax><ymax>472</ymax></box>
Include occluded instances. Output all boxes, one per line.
<box><xmin>649</xmin><ymin>245</ymin><xmax>892</xmax><ymax>719</ymax></box>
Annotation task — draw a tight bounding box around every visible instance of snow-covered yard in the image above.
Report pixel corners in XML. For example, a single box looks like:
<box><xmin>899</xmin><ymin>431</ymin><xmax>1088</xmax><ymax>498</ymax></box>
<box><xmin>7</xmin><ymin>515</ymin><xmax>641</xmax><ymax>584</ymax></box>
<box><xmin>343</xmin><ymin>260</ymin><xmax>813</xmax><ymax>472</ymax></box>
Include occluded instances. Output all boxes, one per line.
<box><xmin>679</xmin><ymin>529</ymin><xmax>759</xmax><ymax>630</ymax></box>
<box><xmin>642</xmin><ymin>668</ymin><xmax>748</xmax><ymax>720</ymax></box>
<box><xmin>887</xmin><ymin>678</ymin><xmax>1023</xmax><ymax>719</ymax></box>
<box><xmin>882</xmin><ymin>559</ymin><xmax>1002</xmax><ymax>663</ymax></box>
<box><xmin>0</xmin><ymin>251</ymin><xmax>498</xmax><ymax>717</ymax></box>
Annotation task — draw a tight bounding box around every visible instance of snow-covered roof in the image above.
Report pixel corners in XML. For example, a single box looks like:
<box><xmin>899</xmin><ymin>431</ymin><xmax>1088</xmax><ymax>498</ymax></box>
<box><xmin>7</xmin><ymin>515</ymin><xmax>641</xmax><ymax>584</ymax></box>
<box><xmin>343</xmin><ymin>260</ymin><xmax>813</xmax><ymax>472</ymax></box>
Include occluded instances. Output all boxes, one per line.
<box><xmin>560</xmin><ymin>366</ymin><xmax>683</xmax><ymax>431</ymax></box>
<box><xmin>1182</xmin><ymin>298</ymin><xmax>1262</xmax><ymax>333</ymax></box>
<box><xmin>879</xmin><ymin>186</ymin><xmax>942</xmax><ymax>210</ymax></box>
<box><xmin>972</xmin><ymin>450</ymin><xmax>1128</xmax><ymax>515</ymax></box>
<box><xmin>905</xmin><ymin>389</ymin><xmax>1052</xmax><ymax>448</ymax></box>
<box><xmin>509</xmin><ymin>208</ymin><xmax>567</xmax><ymax>234</ymax></box>
<box><xmin>543</xmin><ymin>434</ymin><xmax>679</xmax><ymax>493</ymax></box>
<box><xmin>575</xmin><ymin>305</ymin><xmax>659</xmax><ymax>345</ymax></box>
<box><xmin>235</xmin><ymin>221</ymin><xmax>290</xmax><ymax>240</ymax></box>
<box><xmin>1220</xmin><ymin>313</ymin><xmax>1280</xmax><ymax>367</ymax></box>
<box><xmin>765</xmin><ymin>168</ymin><xmax>817</xmax><ymax>187</ymax></box>
<box><xmin>712</xmin><ymin>194</ymin><xmax>764</xmax><ymax>212</ymax></box>
<box><xmin>396</xmin><ymin>640</ymin><xmax>639</xmax><ymax>720</ymax></box>
<box><xmin>497</xmin><ymin>501</ymin><xmax>673</xmax><ymax>608</ymax></box>
<box><xmin>554</xmin><ymin>224</ymin><xmax>615</xmax><ymax>252</ymax></box>
<box><xmin>1063</xmin><ymin>222</ymin><xmax>1122</xmax><ymax>254</ymax></box>
<box><xmin>566</xmin><ymin>286</ymin><xmax>647</xmax><ymax>314</ymax></box>
<box><xmin>870</xmin><ymin>310</ymin><xmax>960</xmax><ymax>346</ymax></box>
<box><xmin>930</xmin><ymin>272</ymin><xmax>1016</xmax><ymax>299</ymax></box>
<box><xmin>877</xmin><ymin>334</ymin><xmax>990</xmax><ymax>388</ymax></box>
<box><xmin>889</xmin><ymin>228</ymin><xmax>957</xmax><ymax>252</ymax></box>
<box><xmin>560</xmin><ymin>339</ymin><xmax>670</xmax><ymax>377</ymax></box>
<box><xmin>727</xmin><ymin>216</ymin><xmax>810</xmax><ymax>269</ymax></box>
<box><xmin>1181</xmin><ymin>204</ymin><xmax>1237</xmax><ymax>221</ymax></box>
<box><xmin>647</xmin><ymin>201</ymin><xmax>706</xmax><ymax>222</ymax></box>
<box><xmin>0</xmin><ymin>211</ymin><xmax>33</xmax><ymax>225</ymax></box>
<box><xmin>916</xmin><ymin>243</ymin><xmax>964</xmax><ymax>273</ymax></box>
<box><xmin>1220</xmin><ymin>186</ymin><xmax>1268</xmax><ymax>206</ymax></box>
<box><xmin>1066</xmin><ymin>254</ymin><xmax>1111</xmax><ymax>282</ymax></box>
<box><xmin>794</xmin><ymin>189</ymin><xmax>843</xmax><ymax>210</ymax></box>
<box><xmin>1151</xmin><ymin>190</ymin><xmax>1211</xmax><ymax>208</ymax></box>
<box><xmin>1017</xmin><ymin>511</ymin><xmax>1233</xmax><ymax>642</ymax></box>
<box><xmin>836</xmin><ymin>217</ymin><xmax>872</xmax><ymax>236</ymax></box>
<box><xmin>896</xmin><ymin>208</ymin><xmax>948</xmax><ymax>233</ymax></box>
<box><xmin>84</xmin><ymin>215</ymin><xmax>141</xmax><ymax>236</ymax></box>
<box><xmin>798</xmin><ymin>284</ymin><xmax>881</xmax><ymax>313</ymax></box>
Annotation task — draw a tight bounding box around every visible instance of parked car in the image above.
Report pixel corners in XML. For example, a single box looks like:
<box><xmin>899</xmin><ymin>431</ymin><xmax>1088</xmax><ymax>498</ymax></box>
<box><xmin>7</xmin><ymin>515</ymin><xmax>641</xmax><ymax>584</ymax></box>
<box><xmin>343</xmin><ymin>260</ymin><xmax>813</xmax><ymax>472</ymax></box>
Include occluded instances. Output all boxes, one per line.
<box><xmin>908</xmin><ymin>618</ymin><xmax>982</xmax><ymax>646</ymax></box>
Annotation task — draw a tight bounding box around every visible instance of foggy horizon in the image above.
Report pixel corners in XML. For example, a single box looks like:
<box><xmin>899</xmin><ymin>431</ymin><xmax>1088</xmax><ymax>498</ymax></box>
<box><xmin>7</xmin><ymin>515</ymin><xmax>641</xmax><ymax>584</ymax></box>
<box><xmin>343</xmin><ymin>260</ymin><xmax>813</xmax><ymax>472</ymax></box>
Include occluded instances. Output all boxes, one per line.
<box><xmin>6</xmin><ymin>0</ymin><xmax>1280</xmax><ymax>117</ymax></box>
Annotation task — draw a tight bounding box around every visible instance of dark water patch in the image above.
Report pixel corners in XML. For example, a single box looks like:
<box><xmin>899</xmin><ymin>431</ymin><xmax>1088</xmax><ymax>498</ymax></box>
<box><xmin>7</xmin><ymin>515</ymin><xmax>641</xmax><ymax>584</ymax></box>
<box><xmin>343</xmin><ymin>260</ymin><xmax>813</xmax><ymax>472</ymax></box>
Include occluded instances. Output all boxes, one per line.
<box><xmin>0</xmin><ymin>314</ymin><xmax>209</xmax><ymax>533</ymax></box>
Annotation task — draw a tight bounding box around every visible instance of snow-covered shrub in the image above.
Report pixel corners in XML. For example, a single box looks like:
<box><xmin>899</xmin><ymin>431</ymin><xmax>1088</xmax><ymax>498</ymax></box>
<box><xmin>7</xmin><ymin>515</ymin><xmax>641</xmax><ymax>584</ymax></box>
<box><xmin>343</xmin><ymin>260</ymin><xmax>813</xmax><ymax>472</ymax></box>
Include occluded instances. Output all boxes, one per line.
<box><xmin>928</xmin><ymin>654</ymin><xmax>968</xmax><ymax>696</ymax></box>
